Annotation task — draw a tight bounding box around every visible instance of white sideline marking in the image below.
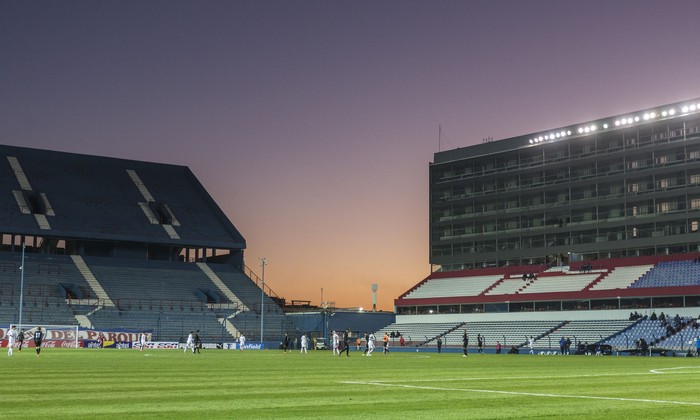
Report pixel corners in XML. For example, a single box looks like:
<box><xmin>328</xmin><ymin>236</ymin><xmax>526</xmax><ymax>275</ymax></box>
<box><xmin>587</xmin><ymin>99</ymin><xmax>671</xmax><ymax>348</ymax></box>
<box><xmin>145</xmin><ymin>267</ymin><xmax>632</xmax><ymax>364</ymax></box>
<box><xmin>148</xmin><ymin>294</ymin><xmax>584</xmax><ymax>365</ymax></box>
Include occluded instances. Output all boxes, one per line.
<box><xmin>340</xmin><ymin>381</ymin><xmax>700</xmax><ymax>407</ymax></box>
<box><xmin>355</xmin><ymin>369</ymin><xmax>694</xmax><ymax>384</ymax></box>
<box><xmin>649</xmin><ymin>366</ymin><xmax>700</xmax><ymax>374</ymax></box>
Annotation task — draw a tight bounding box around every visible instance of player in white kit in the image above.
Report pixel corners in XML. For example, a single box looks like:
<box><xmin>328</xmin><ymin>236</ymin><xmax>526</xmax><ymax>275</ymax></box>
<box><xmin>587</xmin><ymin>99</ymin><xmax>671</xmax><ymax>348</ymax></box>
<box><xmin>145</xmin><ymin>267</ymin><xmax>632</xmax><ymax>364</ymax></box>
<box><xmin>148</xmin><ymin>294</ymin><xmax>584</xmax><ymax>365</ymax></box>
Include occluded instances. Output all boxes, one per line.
<box><xmin>366</xmin><ymin>333</ymin><xmax>376</xmax><ymax>356</ymax></box>
<box><xmin>332</xmin><ymin>331</ymin><xmax>340</xmax><ymax>356</ymax></box>
<box><xmin>7</xmin><ymin>325</ymin><xmax>18</xmax><ymax>356</ymax></box>
<box><xmin>185</xmin><ymin>331</ymin><xmax>195</xmax><ymax>353</ymax></box>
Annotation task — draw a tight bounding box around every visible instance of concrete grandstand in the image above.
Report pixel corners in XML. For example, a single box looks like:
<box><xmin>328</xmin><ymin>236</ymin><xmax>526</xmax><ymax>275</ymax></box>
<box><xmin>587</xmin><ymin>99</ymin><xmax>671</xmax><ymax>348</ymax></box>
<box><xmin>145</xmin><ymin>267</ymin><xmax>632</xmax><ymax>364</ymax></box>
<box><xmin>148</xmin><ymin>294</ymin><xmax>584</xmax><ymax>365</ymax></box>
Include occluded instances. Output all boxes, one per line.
<box><xmin>385</xmin><ymin>98</ymin><xmax>700</xmax><ymax>355</ymax></box>
<box><xmin>0</xmin><ymin>144</ymin><xmax>296</xmax><ymax>343</ymax></box>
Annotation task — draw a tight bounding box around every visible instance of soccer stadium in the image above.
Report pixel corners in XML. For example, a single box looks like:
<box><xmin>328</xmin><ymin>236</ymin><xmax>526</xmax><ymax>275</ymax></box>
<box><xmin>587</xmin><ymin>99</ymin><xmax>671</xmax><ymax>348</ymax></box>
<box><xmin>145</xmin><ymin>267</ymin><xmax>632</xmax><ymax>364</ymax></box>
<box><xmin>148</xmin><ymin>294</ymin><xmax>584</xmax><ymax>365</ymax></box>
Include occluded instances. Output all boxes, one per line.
<box><xmin>3</xmin><ymin>99</ymin><xmax>700</xmax><ymax>418</ymax></box>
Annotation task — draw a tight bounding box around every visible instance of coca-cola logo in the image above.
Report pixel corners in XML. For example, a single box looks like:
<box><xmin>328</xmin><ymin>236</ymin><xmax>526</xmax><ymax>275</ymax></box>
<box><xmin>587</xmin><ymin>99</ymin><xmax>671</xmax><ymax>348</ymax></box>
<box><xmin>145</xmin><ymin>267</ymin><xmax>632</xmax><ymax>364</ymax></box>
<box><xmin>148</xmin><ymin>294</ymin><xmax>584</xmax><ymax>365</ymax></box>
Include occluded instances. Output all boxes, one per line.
<box><xmin>42</xmin><ymin>341</ymin><xmax>57</xmax><ymax>348</ymax></box>
<box><xmin>61</xmin><ymin>341</ymin><xmax>76</xmax><ymax>348</ymax></box>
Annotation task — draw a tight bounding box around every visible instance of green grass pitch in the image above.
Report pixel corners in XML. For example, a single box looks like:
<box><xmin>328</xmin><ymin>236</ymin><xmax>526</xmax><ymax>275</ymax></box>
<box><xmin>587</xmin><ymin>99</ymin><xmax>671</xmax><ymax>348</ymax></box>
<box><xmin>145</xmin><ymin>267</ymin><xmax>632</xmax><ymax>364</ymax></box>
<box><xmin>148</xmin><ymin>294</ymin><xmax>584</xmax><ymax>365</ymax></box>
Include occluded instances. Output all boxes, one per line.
<box><xmin>2</xmin><ymin>348</ymin><xmax>699</xmax><ymax>419</ymax></box>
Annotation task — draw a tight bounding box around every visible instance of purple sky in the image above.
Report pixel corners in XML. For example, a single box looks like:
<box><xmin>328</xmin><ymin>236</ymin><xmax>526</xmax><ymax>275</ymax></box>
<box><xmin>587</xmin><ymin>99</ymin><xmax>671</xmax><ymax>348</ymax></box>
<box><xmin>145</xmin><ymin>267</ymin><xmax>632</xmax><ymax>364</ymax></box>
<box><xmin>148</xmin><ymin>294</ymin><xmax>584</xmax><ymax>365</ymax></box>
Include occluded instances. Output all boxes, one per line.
<box><xmin>2</xmin><ymin>1</ymin><xmax>699</xmax><ymax>310</ymax></box>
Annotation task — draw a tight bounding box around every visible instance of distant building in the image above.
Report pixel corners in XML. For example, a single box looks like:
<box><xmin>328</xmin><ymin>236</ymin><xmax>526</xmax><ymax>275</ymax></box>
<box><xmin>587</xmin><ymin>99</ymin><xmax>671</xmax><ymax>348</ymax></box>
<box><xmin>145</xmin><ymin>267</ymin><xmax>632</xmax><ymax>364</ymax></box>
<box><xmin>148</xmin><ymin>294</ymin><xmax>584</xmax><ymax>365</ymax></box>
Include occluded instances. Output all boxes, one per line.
<box><xmin>429</xmin><ymin>98</ymin><xmax>700</xmax><ymax>271</ymax></box>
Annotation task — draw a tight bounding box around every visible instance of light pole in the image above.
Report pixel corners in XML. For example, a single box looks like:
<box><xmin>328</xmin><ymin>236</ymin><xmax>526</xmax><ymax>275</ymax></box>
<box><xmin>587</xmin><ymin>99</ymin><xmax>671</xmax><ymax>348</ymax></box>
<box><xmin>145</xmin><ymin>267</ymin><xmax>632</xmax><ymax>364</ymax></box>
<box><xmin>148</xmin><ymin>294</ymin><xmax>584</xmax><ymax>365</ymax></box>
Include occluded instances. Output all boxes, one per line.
<box><xmin>260</xmin><ymin>257</ymin><xmax>266</xmax><ymax>347</ymax></box>
<box><xmin>18</xmin><ymin>242</ymin><xmax>25</xmax><ymax>329</ymax></box>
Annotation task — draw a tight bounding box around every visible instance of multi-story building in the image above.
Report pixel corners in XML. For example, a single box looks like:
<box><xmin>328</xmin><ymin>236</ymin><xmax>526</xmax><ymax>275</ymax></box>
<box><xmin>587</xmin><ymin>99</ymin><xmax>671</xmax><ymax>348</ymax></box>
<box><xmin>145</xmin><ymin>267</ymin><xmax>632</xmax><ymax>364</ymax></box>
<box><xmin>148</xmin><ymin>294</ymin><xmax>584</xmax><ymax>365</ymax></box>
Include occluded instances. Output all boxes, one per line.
<box><xmin>430</xmin><ymin>98</ymin><xmax>700</xmax><ymax>272</ymax></box>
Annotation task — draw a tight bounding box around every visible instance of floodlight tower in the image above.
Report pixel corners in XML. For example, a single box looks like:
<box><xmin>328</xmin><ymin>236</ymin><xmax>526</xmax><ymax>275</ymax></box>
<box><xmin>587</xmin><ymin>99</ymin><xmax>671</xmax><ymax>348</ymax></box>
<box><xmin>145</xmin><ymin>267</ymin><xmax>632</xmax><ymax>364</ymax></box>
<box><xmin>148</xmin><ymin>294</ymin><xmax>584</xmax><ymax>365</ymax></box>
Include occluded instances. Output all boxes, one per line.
<box><xmin>260</xmin><ymin>257</ymin><xmax>266</xmax><ymax>346</ymax></box>
<box><xmin>371</xmin><ymin>283</ymin><xmax>378</xmax><ymax>312</ymax></box>
<box><xmin>18</xmin><ymin>242</ymin><xmax>25</xmax><ymax>329</ymax></box>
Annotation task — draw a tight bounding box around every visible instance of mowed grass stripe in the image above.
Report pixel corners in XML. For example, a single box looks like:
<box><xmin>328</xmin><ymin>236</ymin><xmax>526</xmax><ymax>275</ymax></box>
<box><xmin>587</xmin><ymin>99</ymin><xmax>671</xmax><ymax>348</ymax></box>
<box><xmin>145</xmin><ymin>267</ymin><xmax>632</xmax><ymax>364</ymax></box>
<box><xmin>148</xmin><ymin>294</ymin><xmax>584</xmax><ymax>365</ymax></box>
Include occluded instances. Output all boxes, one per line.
<box><xmin>1</xmin><ymin>349</ymin><xmax>699</xmax><ymax>418</ymax></box>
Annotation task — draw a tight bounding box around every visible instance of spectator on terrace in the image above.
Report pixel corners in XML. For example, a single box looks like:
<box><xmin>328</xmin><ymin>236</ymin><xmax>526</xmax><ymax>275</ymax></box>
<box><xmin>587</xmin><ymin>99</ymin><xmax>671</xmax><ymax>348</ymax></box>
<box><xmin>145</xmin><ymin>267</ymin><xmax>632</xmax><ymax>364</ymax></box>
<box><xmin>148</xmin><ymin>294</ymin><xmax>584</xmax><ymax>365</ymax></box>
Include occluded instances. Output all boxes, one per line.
<box><xmin>565</xmin><ymin>337</ymin><xmax>572</xmax><ymax>355</ymax></box>
<box><xmin>399</xmin><ymin>336</ymin><xmax>405</xmax><ymax>347</ymax></box>
<box><xmin>559</xmin><ymin>337</ymin><xmax>566</xmax><ymax>355</ymax></box>
<box><xmin>650</xmin><ymin>311</ymin><xmax>657</xmax><ymax>321</ymax></box>
<box><xmin>695</xmin><ymin>336</ymin><xmax>700</xmax><ymax>356</ymax></box>
<box><xmin>496</xmin><ymin>341</ymin><xmax>502</xmax><ymax>354</ymax></box>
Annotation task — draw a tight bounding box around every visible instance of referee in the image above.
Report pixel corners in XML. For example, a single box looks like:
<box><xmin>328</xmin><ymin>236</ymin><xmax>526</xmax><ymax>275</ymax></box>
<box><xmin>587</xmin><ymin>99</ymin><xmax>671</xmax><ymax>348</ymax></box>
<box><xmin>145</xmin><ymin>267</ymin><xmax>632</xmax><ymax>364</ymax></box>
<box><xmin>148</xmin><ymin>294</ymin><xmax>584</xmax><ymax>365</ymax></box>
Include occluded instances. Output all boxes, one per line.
<box><xmin>34</xmin><ymin>327</ymin><xmax>43</xmax><ymax>357</ymax></box>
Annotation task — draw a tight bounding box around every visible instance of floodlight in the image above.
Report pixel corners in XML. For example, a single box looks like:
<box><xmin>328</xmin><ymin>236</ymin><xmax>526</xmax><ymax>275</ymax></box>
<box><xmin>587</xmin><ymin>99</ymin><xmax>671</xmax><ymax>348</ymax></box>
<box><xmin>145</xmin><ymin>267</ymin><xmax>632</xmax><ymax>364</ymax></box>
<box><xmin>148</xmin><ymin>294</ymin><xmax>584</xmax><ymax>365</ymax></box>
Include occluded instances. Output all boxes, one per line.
<box><xmin>634</xmin><ymin>116</ymin><xmax>640</xmax><ymax>122</ymax></box>
<box><xmin>690</xmin><ymin>104</ymin><xmax>697</xmax><ymax>111</ymax></box>
<box><xmin>669</xmin><ymin>109</ymin><xmax>676</xmax><ymax>115</ymax></box>
<box><xmin>577</xmin><ymin>127</ymin><xmax>584</xmax><ymax>133</ymax></box>
<box><xmin>603</xmin><ymin>123</ymin><xmax>609</xmax><ymax>129</ymax></box>
<box><xmin>682</xmin><ymin>106</ymin><xmax>689</xmax><ymax>113</ymax></box>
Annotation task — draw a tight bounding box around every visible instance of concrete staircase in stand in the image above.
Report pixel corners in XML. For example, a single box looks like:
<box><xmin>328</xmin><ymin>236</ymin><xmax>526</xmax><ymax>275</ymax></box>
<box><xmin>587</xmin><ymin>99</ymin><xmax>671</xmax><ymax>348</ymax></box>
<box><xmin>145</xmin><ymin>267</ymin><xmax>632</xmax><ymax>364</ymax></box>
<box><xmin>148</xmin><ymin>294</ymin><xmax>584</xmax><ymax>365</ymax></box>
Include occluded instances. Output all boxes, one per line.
<box><xmin>70</xmin><ymin>255</ymin><xmax>115</xmax><ymax>307</ymax></box>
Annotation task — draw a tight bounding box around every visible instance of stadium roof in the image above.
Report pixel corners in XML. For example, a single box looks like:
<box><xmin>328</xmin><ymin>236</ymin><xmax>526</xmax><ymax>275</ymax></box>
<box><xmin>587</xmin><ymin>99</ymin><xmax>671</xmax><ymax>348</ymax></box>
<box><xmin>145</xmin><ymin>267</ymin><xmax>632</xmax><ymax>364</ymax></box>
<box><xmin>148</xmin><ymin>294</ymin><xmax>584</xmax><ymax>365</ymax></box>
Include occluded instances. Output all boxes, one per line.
<box><xmin>0</xmin><ymin>144</ymin><xmax>245</xmax><ymax>249</ymax></box>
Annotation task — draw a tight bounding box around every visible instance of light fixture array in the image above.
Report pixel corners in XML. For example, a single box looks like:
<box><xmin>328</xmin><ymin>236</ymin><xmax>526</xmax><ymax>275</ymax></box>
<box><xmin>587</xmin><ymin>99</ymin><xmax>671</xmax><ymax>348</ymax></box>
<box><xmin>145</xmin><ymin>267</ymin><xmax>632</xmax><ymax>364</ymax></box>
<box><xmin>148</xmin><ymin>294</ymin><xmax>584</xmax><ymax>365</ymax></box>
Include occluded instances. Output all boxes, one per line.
<box><xmin>528</xmin><ymin>100</ymin><xmax>700</xmax><ymax>145</ymax></box>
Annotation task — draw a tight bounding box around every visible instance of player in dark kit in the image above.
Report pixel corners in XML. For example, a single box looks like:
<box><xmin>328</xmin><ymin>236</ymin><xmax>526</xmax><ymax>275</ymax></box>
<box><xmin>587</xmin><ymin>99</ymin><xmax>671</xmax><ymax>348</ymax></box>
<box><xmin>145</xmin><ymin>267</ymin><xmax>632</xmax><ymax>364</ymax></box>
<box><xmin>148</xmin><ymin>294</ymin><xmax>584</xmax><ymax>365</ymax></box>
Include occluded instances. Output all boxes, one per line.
<box><xmin>342</xmin><ymin>329</ymin><xmax>350</xmax><ymax>357</ymax></box>
<box><xmin>34</xmin><ymin>327</ymin><xmax>44</xmax><ymax>357</ymax></box>
<box><xmin>194</xmin><ymin>330</ymin><xmax>201</xmax><ymax>354</ymax></box>
<box><xmin>18</xmin><ymin>328</ymin><xmax>26</xmax><ymax>352</ymax></box>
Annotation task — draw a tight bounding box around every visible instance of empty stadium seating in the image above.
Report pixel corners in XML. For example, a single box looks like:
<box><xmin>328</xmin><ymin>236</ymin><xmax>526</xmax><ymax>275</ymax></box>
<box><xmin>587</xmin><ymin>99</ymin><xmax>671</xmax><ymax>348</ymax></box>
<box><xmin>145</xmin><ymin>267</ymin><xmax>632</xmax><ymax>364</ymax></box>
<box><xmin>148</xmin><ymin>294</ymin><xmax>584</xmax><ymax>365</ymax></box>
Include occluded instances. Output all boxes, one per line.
<box><xmin>405</xmin><ymin>276</ymin><xmax>502</xmax><ymax>299</ymax></box>
<box><xmin>632</xmin><ymin>260</ymin><xmax>700</xmax><ymax>288</ymax></box>
<box><xmin>589</xmin><ymin>265</ymin><xmax>653</xmax><ymax>290</ymax></box>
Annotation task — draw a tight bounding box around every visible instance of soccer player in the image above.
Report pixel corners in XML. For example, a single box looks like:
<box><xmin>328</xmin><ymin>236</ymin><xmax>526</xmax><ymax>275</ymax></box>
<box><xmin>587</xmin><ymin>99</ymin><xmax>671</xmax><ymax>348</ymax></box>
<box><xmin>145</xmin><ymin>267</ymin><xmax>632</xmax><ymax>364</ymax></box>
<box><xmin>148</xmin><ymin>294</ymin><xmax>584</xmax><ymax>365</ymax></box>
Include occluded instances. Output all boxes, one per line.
<box><xmin>7</xmin><ymin>325</ymin><xmax>18</xmax><ymax>356</ymax></box>
<box><xmin>194</xmin><ymin>330</ymin><xmax>201</xmax><ymax>354</ymax></box>
<box><xmin>18</xmin><ymin>328</ymin><xmax>25</xmax><ymax>352</ymax></box>
<box><xmin>332</xmin><ymin>330</ymin><xmax>340</xmax><ymax>356</ymax></box>
<box><xmin>139</xmin><ymin>332</ymin><xmax>147</xmax><ymax>352</ymax></box>
<box><xmin>34</xmin><ymin>327</ymin><xmax>43</xmax><ymax>357</ymax></box>
<box><xmin>283</xmin><ymin>332</ymin><xmax>290</xmax><ymax>353</ymax></box>
<box><xmin>300</xmin><ymin>333</ymin><xmax>308</xmax><ymax>354</ymax></box>
<box><xmin>342</xmin><ymin>329</ymin><xmax>350</xmax><ymax>357</ymax></box>
<box><xmin>462</xmin><ymin>331</ymin><xmax>469</xmax><ymax>357</ymax></box>
<box><xmin>185</xmin><ymin>331</ymin><xmax>194</xmax><ymax>353</ymax></box>
<box><xmin>528</xmin><ymin>336</ymin><xmax>535</xmax><ymax>354</ymax></box>
<box><xmin>238</xmin><ymin>334</ymin><xmax>245</xmax><ymax>351</ymax></box>
<box><xmin>366</xmin><ymin>333</ymin><xmax>376</xmax><ymax>356</ymax></box>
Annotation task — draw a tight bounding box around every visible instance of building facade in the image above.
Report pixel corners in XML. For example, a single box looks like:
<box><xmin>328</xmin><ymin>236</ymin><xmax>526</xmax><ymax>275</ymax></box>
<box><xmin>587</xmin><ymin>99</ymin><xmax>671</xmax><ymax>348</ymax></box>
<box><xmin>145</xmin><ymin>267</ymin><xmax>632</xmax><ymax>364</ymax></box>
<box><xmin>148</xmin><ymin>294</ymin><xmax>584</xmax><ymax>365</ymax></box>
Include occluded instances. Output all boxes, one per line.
<box><xmin>430</xmin><ymin>98</ymin><xmax>700</xmax><ymax>272</ymax></box>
